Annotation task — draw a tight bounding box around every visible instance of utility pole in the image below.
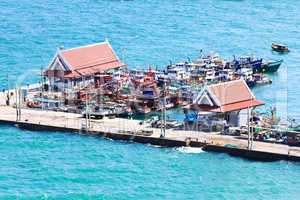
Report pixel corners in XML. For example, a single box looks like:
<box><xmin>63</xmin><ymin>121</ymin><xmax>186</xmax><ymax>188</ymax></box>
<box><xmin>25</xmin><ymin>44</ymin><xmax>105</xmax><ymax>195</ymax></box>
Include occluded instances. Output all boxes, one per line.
<box><xmin>85</xmin><ymin>90</ymin><xmax>88</xmax><ymax>131</ymax></box>
<box><xmin>15</xmin><ymin>85</ymin><xmax>21</xmax><ymax>121</ymax></box>
<box><xmin>247</xmin><ymin>107</ymin><xmax>250</xmax><ymax>150</ymax></box>
<box><xmin>41</xmin><ymin>72</ymin><xmax>44</xmax><ymax>112</ymax></box>
<box><xmin>160</xmin><ymin>81</ymin><xmax>166</xmax><ymax>138</ymax></box>
<box><xmin>250</xmin><ymin>108</ymin><xmax>254</xmax><ymax>150</ymax></box>
<box><xmin>84</xmin><ymin>81</ymin><xmax>91</xmax><ymax>132</ymax></box>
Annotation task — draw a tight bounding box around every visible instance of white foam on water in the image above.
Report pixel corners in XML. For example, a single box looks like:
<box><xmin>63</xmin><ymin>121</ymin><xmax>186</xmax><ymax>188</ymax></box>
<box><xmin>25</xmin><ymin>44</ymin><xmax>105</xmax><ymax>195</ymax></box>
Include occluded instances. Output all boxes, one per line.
<box><xmin>176</xmin><ymin>147</ymin><xmax>205</xmax><ymax>154</ymax></box>
<box><xmin>147</xmin><ymin>144</ymin><xmax>162</xmax><ymax>148</ymax></box>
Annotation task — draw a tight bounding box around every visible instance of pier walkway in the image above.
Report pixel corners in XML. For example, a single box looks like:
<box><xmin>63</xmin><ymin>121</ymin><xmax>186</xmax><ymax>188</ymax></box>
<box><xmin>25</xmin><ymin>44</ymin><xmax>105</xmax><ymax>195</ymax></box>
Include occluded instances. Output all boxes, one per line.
<box><xmin>0</xmin><ymin>106</ymin><xmax>300</xmax><ymax>161</ymax></box>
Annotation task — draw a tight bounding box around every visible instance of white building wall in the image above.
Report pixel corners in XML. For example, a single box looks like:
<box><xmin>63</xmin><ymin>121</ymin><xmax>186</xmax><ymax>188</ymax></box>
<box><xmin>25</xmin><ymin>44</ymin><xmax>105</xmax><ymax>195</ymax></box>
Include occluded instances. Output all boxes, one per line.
<box><xmin>227</xmin><ymin>109</ymin><xmax>248</xmax><ymax>127</ymax></box>
<box><xmin>238</xmin><ymin>109</ymin><xmax>248</xmax><ymax>127</ymax></box>
<box><xmin>228</xmin><ymin>111</ymin><xmax>239</xmax><ymax>127</ymax></box>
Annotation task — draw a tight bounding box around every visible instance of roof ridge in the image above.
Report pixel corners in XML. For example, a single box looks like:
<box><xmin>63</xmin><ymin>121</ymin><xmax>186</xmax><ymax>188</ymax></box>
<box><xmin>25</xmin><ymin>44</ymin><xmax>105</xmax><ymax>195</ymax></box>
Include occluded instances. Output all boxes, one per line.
<box><xmin>60</xmin><ymin>41</ymin><xmax>110</xmax><ymax>52</ymax></box>
<box><xmin>208</xmin><ymin>79</ymin><xmax>242</xmax><ymax>88</ymax></box>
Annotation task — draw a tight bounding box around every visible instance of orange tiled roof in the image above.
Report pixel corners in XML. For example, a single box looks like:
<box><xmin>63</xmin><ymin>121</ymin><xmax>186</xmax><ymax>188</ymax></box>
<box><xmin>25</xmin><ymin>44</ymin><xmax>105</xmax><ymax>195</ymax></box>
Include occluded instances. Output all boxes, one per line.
<box><xmin>60</xmin><ymin>41</ymin><xmax>125</xmax><ymax>78</ymax></box>
<box><xmin>208</xmin><ymin>79</ymin><xmax>254</xmax><ymax>106</ymax></box>
<box><xmin>195</xmin><ymin>99</ymin><xmax>264</xmax><ymax>112</ymax></box>
<box><xmin>194</xmin><ymin>79</ymin><xmax>264</xmax><ymax>112</ymax></box>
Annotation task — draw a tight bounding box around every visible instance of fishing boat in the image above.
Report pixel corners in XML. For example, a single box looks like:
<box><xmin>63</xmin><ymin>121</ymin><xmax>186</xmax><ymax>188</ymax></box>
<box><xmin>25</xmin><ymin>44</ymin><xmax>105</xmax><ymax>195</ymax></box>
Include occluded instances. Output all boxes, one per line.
<box><xmin>236</xmin><ymin>68</ymin><xmax>253</xmax><ymax>80</ymax></box>
<box><xmin>205</xmin><ymin>69</ymin><xmax>216</xmax><ymax>82</ymax></box>
<box><xmin>253</xmin><ymin>74</ymin><xmax>272</xmax><ymax>86</ymax></box>
<box><xmin>136</xmin><ymin>106</ymin><xmax>152</xmax><ymax>114</ymax></box>
<box><xmin>259</xmin><ymin>59</ymin><xmax>283</xmax><ymax>73</ymax></box>
<box><xmin>26</xmin><ymin>101</ymin><xmax>42</xmax><ymax>109</ymax></box>
<box><xmin>272</xmin><ymin>43</ymin><xmax>289</xmax><ymax>53</ymax></box>
<box><xmin>158</xmin><ymin>96</ymin><xmax>175</xmax><ymax>110</ymax></box>
<box><xmin>217</xmin><ymin>69</ymin><xmax>235</xmax><ymax>82</ymax></box>
<box><xmin>167</xmin><ymin>66</ymin><xmax>189</xmax><ymax>81</ymax></box>
<box><xmin>82</xmin><ymin>109</ymin><xmax>113</xmax><ymax>119</ymax></box>
<box><xmin>246</xmin><ymin>79</ymin><xmax>256</xmax><ymax>88</ymax></box>
<box><xmin>117</xmin><ymin>108</ymin><xmax>133</xmax><ymax>118</ymax></box>
<box><xmin>179</xmin><ymin>85</ymin><xmax>197</xmax><ymax>104</ymax></box>
<box><xmin>233</xmin><ymin>56</ymin><xmax>263</xmax><ymax>70</ymax></box>
<box><xmin>195</xmin><ymin>52</ymin><xmax>221</xmax><ymax>64</ymax></box>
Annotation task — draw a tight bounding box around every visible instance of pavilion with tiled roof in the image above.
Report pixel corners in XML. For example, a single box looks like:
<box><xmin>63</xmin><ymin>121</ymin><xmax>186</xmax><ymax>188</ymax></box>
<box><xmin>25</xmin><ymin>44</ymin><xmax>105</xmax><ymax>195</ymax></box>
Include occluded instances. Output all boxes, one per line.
<box><xmin>44</xmin><ymin>40</ymin><xmax>126</xmax><ymax>79</ymax></box>
<box><xmin>187</xmin><ymin>79</ymin><xmax>264</xmax><ymax>127</ymax></box>
<box><xmin>191</xmin><ymin>79</ymin><xmax>264</xmax><ymax>113</ymax></box>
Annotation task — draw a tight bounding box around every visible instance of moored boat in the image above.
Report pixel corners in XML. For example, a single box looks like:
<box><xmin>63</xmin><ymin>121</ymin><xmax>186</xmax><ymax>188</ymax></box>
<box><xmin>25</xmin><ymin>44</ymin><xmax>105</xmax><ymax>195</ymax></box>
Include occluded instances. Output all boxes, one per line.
<box><xmin>253</xmin><ymin>74</ymin><xmax>272</xmax><ymax>86</ymax></box>
<box><xmin>259</xmin><ymin>59</ymin><xmax>283</xmax><ymax>73</ymax></box>
<box><xmin>136</xmin><ymin>106</ymin><xmax>151</xmax><ymax>114</ymax></box>
<box><xmin>246</xmin><ymin>79</ymin><xmax>256</xmax><ymax>88</ymax></box>
<box><xmin>272</xmin><ymin>43</ymin><xmax>289</xmax><ymax>53</ymax></box>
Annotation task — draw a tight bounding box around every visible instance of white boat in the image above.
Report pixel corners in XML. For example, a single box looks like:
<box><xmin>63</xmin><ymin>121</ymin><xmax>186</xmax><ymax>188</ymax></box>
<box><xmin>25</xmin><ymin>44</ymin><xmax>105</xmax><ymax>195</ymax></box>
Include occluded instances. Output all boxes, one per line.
<box><xmin>205</xmin><ymin>69</ymin><xmax>215</xmax><ymax>82</ymax></box>
<box><xmin>167</xmin><ymin>67</ymin><xmax>189</xmax><ymax>81</ymax></box>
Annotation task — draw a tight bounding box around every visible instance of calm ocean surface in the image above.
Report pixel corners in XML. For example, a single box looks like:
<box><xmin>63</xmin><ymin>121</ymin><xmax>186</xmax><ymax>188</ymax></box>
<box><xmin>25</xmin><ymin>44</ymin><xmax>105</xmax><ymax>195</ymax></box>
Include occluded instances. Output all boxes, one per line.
<box><xmin>0</xmin><ymin>0</ymin><xmax>300</xmax><ymax>199</ymax></box>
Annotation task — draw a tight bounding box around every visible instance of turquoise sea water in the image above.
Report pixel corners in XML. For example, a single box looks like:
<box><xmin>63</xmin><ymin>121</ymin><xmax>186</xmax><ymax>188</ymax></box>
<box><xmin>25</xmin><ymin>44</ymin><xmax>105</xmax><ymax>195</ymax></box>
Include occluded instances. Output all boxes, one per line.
<box><xmin>1</xmin><ymin>125</ymin><xmax>300</xmax><ymax>199</ymax></box>
<box><xmin>1</xmin><ymin>0</ymin><xmax>300</xmax><ymax>199</ymax></box>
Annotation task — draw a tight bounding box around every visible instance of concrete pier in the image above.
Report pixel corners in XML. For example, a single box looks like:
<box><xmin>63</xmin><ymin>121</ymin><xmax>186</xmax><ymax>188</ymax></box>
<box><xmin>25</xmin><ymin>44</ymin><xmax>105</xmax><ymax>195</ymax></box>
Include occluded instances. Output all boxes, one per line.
<box><xmin>0</xmin><ymin>106</ymin><xmax>300</xmax><ymax>162</ymax></box>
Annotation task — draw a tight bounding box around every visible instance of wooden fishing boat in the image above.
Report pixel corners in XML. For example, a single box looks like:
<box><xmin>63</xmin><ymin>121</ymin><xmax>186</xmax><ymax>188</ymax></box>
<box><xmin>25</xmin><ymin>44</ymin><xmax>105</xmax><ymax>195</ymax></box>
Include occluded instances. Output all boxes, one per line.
<box><xmin>272</xmin><ymin>43</ymin><xmax>289</xmax><ymax>53</ymax></box>
<box><xmin>27</xmin><ymin>101</ymin><xmax>42</xmax><ymax>109</ymax></box>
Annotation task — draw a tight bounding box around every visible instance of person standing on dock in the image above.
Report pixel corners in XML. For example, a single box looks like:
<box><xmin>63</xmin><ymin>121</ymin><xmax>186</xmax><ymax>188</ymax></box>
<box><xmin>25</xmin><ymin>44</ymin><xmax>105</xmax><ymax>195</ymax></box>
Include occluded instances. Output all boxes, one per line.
<box><xmin>6</xmin><ymin>92</ymin><xmax>10</xmax><ymax>106</ymax></box>
<box><xmin>223</xmin><ymin>120</ymin><xmax>229</xmax><ymax>135</ymax></box>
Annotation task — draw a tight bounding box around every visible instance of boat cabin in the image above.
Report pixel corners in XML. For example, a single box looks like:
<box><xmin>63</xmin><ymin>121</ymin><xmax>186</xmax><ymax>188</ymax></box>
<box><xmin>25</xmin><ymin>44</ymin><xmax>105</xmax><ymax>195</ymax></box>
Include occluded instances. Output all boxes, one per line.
<box><xmin>167</xmin><ymin>67</ymin><xmax>189</xmax><ymax>81</ymax></box>
<box><xmin>205</xmin><ymin>69</ymin><xmax>216</xmax><ymax>82</ymax></box>
<box><xmin>236</xmin><ymin>68</ymin><xmax>253</xmax><ymax>81</ymax></box>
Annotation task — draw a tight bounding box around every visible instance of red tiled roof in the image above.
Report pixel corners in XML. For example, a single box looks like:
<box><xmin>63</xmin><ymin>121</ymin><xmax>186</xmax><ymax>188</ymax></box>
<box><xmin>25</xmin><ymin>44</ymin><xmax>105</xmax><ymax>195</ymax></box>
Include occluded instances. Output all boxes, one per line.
<box><xmin>193</xmin><ymin>79</ymin><xmax>264</xmax><ymax>112</ymax></box>
<box><xmin>219</xmin><ymin>99</ymin><xmax>264</xmax><ymax>112</ymax></box>
<box><xmin>60</xmin><ymin>42</ymin><xmax>125</xmax><ymax>78</ymax></box>
<box><xmin>195</xmin><ymin>99</ymin><xmax>264</xmax><ymax>112</ymax></box>
<box><xmin>208</xmin><ymin>79</ymin><xmax>254</xmax><ymax>106</ymax></box>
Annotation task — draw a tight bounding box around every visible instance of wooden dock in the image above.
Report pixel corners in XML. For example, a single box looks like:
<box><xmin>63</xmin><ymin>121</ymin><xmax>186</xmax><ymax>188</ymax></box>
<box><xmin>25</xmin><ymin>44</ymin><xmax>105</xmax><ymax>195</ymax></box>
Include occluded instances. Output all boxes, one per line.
<box><xmin>0</xmin><ymin>106</ymin><xmax>300</xmax><ymax>162</ymax></box>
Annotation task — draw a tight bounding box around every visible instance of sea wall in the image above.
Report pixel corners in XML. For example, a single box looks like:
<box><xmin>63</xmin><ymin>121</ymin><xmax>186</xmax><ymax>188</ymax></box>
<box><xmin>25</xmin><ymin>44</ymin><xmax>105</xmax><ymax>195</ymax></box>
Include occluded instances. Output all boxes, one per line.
<box><xmin>1</xmin><ymin>119</ymin><xmax>299</xmax><ymax>162</ymax></box>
